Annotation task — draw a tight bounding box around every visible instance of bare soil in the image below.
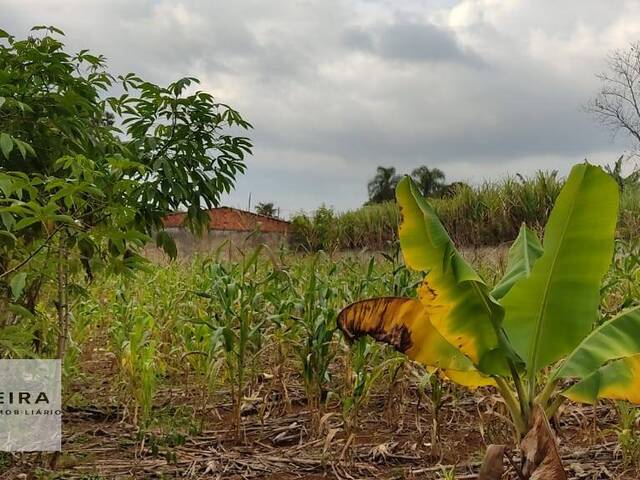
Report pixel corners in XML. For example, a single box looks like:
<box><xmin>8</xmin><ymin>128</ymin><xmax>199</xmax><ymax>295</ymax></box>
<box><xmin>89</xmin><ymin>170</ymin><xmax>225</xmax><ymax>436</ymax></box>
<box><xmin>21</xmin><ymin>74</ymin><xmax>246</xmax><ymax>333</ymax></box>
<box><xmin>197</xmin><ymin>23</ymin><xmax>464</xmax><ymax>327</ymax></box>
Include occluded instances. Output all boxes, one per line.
<box><xmin>2</xmin><ymin>333</ymin><xmax>639</xmax><ymax>480</ymax></box>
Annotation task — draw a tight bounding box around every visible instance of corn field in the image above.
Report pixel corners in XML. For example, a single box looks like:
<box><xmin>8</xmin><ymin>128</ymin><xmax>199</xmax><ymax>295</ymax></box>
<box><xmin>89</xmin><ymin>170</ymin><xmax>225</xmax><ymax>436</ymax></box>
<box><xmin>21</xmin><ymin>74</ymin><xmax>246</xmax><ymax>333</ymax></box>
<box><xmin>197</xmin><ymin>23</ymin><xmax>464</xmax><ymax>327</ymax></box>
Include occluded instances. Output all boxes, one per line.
<box><xmin>5</xmin><ymin>237</ymin><xmax>639</xmax><ymax>478</ymax></box>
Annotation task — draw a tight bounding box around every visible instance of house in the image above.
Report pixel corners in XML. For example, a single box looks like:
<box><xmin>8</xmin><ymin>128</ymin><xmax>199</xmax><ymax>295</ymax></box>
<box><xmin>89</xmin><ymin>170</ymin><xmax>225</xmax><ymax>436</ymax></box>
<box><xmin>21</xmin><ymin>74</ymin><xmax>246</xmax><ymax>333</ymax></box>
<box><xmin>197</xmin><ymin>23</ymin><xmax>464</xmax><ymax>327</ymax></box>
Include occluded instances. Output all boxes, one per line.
<box><xmin>157</xmin><ymin>207</ymin><xmax>290</xmax><ymax>258</ymax></box>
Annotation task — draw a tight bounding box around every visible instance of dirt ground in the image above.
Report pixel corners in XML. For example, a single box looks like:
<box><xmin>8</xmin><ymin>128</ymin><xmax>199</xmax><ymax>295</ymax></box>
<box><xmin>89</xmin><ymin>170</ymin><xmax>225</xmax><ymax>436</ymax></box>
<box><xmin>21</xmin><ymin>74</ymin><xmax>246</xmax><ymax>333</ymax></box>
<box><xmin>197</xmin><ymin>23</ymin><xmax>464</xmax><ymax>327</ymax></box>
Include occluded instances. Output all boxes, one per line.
<box><xmin>3</xmin><ymin>336</ymin><xmax>639</xmax><ymax>480</ymax></box>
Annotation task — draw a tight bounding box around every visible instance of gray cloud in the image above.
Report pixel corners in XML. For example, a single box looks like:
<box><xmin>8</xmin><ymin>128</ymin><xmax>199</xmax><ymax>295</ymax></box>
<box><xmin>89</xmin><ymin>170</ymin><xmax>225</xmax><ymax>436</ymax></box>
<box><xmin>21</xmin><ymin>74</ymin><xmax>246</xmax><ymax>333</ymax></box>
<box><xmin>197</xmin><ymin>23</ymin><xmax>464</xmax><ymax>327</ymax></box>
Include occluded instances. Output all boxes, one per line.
<box><xmin>344</xmin><ymin>21</ymin><xmax>482</xmax><ymax>64</ymax></box>
<box><xmin>1</xmin><ymin>0</ymin><xmax>635</xmax><ymax>213</ymax></box>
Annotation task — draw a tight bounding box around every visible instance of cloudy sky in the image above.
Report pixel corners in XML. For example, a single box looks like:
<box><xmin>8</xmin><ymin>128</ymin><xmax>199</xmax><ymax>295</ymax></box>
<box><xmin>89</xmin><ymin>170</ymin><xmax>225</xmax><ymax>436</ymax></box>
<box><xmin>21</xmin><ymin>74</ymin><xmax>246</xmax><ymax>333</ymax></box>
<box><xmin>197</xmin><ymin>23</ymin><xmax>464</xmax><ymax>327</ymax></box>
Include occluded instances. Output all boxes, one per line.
<box><xmin>4</xmin><ymin>0</ymin><xmax>639</xmax><ymax>215</ymax></box>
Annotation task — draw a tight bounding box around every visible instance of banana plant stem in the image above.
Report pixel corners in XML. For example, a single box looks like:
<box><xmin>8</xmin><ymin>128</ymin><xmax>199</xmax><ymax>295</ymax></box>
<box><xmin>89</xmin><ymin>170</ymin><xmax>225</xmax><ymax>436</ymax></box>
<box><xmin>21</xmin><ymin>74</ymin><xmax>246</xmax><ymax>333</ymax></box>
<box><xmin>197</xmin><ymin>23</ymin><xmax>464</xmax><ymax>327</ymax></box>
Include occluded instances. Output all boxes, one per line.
<box><xmin>495</xmin><ymin>377</ymin><xmax>526</xmax><ymax>438</ymax></box>
<box><xmin>545</xmin><ymin>394</ymin><xmax>566</xmax><ymax>418</ymax></box>
<box><xmin>536</xmin><ymin>376</ymin><xmax>559</xmax><ymax>409</ymax></box>
<box><xmin>508</xmin><ymin>361</ymin><xmax>531</xmax><ymax>425</ymax></box>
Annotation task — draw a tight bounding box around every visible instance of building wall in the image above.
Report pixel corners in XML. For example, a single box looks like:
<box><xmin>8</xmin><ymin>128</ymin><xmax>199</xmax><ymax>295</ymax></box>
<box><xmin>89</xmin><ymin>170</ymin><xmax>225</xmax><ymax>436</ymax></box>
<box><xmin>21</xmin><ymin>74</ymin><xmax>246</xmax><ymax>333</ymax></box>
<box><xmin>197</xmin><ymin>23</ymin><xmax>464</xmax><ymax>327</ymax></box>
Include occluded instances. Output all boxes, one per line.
<box><xmin>145</xmin><ymin>227</ymin><xmax>288</xmax><ymax>260</ymax></box>
<box><xmin>146</xmin><ymin>207</ymin><xmax>290</xmax><ymax>260</ymax></box>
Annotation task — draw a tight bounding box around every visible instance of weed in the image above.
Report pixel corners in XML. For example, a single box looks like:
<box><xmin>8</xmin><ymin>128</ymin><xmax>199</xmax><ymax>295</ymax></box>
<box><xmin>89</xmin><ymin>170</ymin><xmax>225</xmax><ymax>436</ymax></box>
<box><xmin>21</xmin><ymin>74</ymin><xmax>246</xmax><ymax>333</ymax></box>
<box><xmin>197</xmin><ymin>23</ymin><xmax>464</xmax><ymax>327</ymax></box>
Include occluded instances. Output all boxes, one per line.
<box><xmin>616</xmin><ymin>401</ymin><xmax>640</xmax><ymax>467</ymax></box>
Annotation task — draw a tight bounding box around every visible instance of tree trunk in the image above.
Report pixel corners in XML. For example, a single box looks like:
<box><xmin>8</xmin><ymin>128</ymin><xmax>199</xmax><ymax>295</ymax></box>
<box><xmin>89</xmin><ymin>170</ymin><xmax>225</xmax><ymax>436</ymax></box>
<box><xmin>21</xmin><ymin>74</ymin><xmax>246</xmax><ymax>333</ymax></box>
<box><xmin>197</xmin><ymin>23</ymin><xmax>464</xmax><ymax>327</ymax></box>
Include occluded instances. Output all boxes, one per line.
<box><xmin>56</xmin><ymin>236</ymin><xmax>69</xmax><ymax>359</ymax></box>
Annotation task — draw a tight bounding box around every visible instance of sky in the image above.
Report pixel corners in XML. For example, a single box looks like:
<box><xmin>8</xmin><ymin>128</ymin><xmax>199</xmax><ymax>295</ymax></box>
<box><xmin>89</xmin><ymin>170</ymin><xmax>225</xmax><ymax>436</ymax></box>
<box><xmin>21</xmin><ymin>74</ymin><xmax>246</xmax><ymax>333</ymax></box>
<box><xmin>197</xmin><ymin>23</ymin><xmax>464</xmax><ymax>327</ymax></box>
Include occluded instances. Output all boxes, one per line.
<box><xmin>4</xmin><ymin>0</ymin><xmax>640</xmax><ymax>216</ymax></box>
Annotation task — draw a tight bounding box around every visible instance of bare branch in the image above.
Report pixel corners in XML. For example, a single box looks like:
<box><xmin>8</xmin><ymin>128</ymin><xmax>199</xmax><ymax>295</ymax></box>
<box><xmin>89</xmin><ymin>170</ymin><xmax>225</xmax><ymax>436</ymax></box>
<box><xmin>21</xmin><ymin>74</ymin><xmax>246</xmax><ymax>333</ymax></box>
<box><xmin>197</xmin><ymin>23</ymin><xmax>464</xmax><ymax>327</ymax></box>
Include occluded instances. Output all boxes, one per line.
<box><xmin>588</xmin><ymin>41</ymin><xmax>640</xmax><ymax>150</ymax></box>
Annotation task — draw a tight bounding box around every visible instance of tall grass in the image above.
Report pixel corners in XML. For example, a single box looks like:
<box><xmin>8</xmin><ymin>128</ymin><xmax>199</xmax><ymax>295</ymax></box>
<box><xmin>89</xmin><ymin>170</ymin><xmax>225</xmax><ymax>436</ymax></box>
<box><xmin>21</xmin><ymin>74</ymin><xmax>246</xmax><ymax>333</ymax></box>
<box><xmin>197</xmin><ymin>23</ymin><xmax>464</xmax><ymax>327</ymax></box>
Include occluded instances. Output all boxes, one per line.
<box><xmin>620</xmin><ymin>184</ymin><xmax>640</xmax><ymax>239</ymax></box>
<box><xmin>290</xmin><ymin>171</ymin><xmax>639</xmax><ymax>250</ymax></box>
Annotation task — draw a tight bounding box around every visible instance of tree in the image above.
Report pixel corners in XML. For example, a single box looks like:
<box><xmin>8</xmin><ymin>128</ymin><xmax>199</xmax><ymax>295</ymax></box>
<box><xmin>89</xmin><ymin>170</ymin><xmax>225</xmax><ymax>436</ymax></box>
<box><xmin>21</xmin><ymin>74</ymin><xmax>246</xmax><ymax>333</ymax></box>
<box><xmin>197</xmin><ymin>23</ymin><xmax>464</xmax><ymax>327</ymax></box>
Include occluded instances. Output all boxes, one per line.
<box><xmin>0</xmin><ymin>26</ymin><xmax>252</xmax><ymax>357</ymax></box>
<box><xmin>367</xmin><ymin>166</ymin><xmax>400</xmax><ymax>204</ymax></box>
<box><xmin>410</xmin><ymin>166</ymin><xmax>446</xmax><ymax>197</ymax></box>
<box><xmin>440</xmin><ymin>181</ymin><xmax>470</xmax><ymax>198</ymax></box>
<box><xmin>255</xmin><ymin>202</ymin><xmax>278</xmax><ymax>217</ymax></box>
<box><xmin>589</xmin><ymin>42</ymin><xmax>640</xmax><ymax>149</ymax></box>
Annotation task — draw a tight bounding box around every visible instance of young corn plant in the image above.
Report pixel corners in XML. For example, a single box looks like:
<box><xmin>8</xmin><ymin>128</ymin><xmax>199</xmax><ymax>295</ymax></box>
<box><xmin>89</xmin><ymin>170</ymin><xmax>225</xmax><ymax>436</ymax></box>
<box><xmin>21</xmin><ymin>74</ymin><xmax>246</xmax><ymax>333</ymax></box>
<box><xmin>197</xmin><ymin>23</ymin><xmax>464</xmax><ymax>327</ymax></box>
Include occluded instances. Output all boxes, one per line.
<box><xmin>111</xmin><ymin>298</ymin><xmax>160</xmax><ymax>429</ymax></box>
<box><xmin>197</xmin><ymin>247</ymin><xmax>266</xmax><ymax>440</ymax></box>
<box><xmin>615</xmin><ymin>401</ymin><xmax>640</xmax><ymax>467</ymax></box>
<box><xmin>294</xmin><ymin>255</ymin><xmax>339</xmax><ymax>434</ymax></box>
<box><xmin>340</xmin><ymin>337</ymin><xmax>401</xmax><ymax>436</ymax></box>
<box><xmin>338</xmin><ymin>163</ymin><xmax>640</xmax><ymax>478</ymax></box>
<box><xmin>414</xmin><ymin>367</ymin><xmax>448</xmax><ymax>450</ymax></box>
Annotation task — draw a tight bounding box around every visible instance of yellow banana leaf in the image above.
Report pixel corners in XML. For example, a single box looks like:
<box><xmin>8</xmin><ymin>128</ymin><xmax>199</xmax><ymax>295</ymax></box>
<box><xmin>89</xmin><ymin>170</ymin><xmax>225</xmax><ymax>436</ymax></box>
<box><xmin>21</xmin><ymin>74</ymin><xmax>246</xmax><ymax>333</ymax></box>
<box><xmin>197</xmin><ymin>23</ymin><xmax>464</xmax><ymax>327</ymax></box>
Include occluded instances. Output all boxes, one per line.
<box><xmin>396</xmin><ymin>177</ymin><xmax>509</xmax><ymax>375</ymax></box>
<box><xmin>563</xmin><ymin>353</ymin><xmax>640</xmax><ymax>404</ymax></box>
<box><xmin>338</xmin><ymin>297</ymin><xmax>494</xmax><ymax>388</ymax></box>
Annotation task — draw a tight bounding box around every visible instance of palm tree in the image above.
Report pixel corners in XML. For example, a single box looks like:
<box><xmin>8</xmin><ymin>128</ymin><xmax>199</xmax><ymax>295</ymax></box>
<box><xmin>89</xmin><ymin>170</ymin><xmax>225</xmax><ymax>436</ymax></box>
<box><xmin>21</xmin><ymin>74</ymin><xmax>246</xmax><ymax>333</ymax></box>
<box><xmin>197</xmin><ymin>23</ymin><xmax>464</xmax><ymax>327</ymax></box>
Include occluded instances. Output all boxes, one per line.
<box><xmin>411</xmin><ymin>166</ymin><xmax>446</xmax><ymax>197</ymax></box>
<box><xmin>255</xmin><ymin>202</ymin><xmax>278</xmax><ymax>217</ymax></box>
<box><xmin>367</xmin><ymin>166</ymin><xmax>401</xmax><ymax>204</ymax></box>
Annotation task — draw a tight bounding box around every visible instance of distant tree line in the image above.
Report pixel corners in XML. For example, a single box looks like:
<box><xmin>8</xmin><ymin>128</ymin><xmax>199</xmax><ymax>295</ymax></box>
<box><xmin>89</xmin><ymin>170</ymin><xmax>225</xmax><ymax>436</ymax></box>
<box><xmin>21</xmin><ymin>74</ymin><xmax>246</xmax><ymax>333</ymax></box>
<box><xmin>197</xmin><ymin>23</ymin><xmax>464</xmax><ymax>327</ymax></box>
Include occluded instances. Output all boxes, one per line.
<box><xmin>366</xmin><ymin>165</ymin><xmax>467</xmax><ymax>204</ymax></box>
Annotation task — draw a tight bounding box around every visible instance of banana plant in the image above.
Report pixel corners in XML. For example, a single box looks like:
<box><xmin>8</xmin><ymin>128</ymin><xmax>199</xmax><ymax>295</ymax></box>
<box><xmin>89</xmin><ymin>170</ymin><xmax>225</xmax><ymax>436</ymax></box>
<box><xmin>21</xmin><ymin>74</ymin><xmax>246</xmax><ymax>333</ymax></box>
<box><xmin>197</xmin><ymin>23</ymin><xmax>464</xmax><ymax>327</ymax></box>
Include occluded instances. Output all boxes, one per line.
<box><xmin>338</xmin><ymin>163</ymin><xmax>640</xmax><ymax>478</ymax></box>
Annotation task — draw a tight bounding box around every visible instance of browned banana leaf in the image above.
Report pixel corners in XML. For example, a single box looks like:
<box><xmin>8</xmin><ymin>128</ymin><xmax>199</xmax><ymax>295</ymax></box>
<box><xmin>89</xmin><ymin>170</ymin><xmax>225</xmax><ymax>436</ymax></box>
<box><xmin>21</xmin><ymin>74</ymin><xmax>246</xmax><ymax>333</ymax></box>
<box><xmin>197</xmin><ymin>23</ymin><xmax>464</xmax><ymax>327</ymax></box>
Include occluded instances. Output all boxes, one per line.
<box><xmin>338</xmin><ymin>297</ymin><xmax>494</xmax><ymax>387</ymax></box>
<box><xmin>520</xmin><ymin>405</ymin><xmax>567</xmax><ymax>480</ymax></box>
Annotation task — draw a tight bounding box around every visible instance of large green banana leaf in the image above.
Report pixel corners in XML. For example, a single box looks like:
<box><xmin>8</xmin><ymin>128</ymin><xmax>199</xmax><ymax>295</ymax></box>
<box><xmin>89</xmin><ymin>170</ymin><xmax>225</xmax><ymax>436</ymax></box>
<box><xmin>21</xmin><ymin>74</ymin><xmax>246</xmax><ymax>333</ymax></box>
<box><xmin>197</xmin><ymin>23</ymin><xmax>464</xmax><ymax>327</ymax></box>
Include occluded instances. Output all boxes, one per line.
<box><xmin>501</xmin><ymin>164</ymin><xmax>619</xmax><ymax>381</ymax></box>
<box><xmin>491</xmin><ymin>224</ymin><xmax>543</xmax><ymax>300</ymax></box>
<box><xmin>396</xmin><ymin>177</ymin><xmax>509</xmax><ymax>375</ymax></box>
<box><xmin>563</xmin><ymin>353</ymin><xmax>640</xmax><ymax>404</ymax></box>
<box><xmin>554</xmin><ymin>305</ymin><xmax>640</xmax><ymax>379</ymax></box>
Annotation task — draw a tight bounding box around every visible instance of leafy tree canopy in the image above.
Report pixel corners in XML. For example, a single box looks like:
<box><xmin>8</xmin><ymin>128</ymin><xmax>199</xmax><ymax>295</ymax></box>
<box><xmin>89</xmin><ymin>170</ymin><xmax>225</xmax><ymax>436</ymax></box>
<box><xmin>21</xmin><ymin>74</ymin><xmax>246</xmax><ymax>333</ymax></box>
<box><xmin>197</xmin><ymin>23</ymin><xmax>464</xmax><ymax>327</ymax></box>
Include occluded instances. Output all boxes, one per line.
<box><xmin>367</xmin><ymin>167</ymin><xmax>400</xmax><ymax>204</ymax></box>
<box><xmin>367</xmin><ymin>165</ymin><xmax>450</xmax><ymax>204</ymax></box>
<box><xmin>410</xmin><ymin>166</ymin><xmax>446</xmax><ymax>197</ymax></box>
<box><xmin>255</xmin><ymin>202</ymin><xmax>277</xmax><ymax>217</ymax></box>
<box><xmin>0</xmin><ymin>26</ymin><xmax>252</xmax><ymax>341</ymax></box>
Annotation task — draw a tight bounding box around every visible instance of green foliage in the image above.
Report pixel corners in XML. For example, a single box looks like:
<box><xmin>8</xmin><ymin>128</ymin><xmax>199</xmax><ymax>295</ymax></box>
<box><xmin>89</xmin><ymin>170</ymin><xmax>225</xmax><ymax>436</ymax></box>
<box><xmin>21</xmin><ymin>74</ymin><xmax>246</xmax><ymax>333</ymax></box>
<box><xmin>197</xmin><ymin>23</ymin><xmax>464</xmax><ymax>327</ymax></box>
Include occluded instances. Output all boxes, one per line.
<box><xmin>338</xmin><ymin>163</ymin><xmax>639</xmax><ymax>445</ymax></box>
<box><xmin>66</xmin><ymin>247</ymin><xmax>422</xmax><ymax>436</ymax></box>
<box><xmin>411</xmin><ymin>165</ymin><xmax>446</xmax><ymax>197</ymax></box>
<box><xmin>605</xmin><ymin>156</ymin><xmax>640</xmax><ymax>192</ymax></box>
<box><xmin>291</xmin><ymin>168</ymin><xmax>638</xmax><ymax>252</ymax></box>
<box><xmin>0</xmin><ymin>26</ymin><xmax>251</xmax><ymax>356</ymax></box>
<box><xmin>255</xmin><ymin>202</ymin><xmax>278</xmax><ymax>218</ymax></box>
<box><xmin>616</xmin><ymin>401</ymin><xmax>640</xmax><ymax>467</ymax></box>
<box><xmin>367</xmin><ymin>166</ymin><xmax>401</xmax><ymax>204</ymax></box>
<box><xmin>109</xmin><ymin>290</ymin><xmax>161</xmax><ymax>428</ymax></box>
<box><xmin>294</xmin><ymin>255</ymin><xmax>339</xmax><ymax>420</ymax></box>
<box><xmin>502</xmin><ymin>164</ymin><xmax>618</xmax><ymax>386</ymax></box>
<box><xmin>195</xmin><ymin>248</ymin><xmax>267</xmax><ymax>436</ymax></box>
<box><xmin>289</xmin><ymin>205</ymin><xmax>340</xmax><ymax>252</ymax></box>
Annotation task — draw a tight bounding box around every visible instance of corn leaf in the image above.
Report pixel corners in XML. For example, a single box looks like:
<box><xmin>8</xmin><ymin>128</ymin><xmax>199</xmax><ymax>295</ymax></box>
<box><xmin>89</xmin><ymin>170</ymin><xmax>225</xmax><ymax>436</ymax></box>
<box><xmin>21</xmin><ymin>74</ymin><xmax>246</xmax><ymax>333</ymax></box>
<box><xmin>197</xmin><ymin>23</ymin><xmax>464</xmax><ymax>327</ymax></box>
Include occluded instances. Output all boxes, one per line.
<box><xmin>563</xmin><ymin>353</ymin><xmax>640</xmax><ymax>404</ymax></box>
<box><xmin>554</xmin><ymin>305</ymin><xmax>640</xmax><ymax>380</ymax></box>
<box><xmin>396</xmin><ymin>177</ymin><xmax>509</xmax><ymax>375</ymax></box>
<box><xmin>490</xmin><ymin>224</ymin><xmax>543</xmax><ymax>300</ymax></box>
<box><xmin>338</xmin><ymin>297</ymin><xmax>494</xmax><ymax>387</ymax></box>
<box><xmin>501</xmin><ymin>164</ymin><xmax>618</xmax><ymax>379</ymax></box>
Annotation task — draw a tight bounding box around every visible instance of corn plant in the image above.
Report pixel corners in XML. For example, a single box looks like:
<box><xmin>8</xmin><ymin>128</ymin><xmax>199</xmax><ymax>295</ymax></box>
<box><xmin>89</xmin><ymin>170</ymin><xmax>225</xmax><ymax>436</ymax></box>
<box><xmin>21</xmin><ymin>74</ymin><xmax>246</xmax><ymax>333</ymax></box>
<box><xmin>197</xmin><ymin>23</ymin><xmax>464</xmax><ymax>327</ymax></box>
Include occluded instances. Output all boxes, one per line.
<box><xmin>180</xmin><ymin>315</ymin><xmax>225</xmax><ymax>425</ymax></box>
<box><xmin>261</xmin><ymin>264</ymin><xmax>298</xmax><ymax>412</ymax></box>
<box><xmin>293</xmin><ymin>255</ymin><xmax>339</xmax><ymax>433</ymax></box>
<box><xmin>338</xmin><ymin>163</ymin><xmax>640</xmax><ymax>478</ymax></box>
<box><xmin>414</xmin><ymin>367</ymin><xmax>448</xmax><ymax>449</ymax></box>
<box><xmin>615</xmin><ymin>401</ymin><xmax>640</xmax><ymax>467</ymax></box>
<box><xmin>196</xmin><ymin>247</ymin><xmax>266</xmax><ymax>439</ymax></box>
<box><xmin>110</xmin><ymin>295</ymin><xmax>160</xmax><ymax>428</ymax></box>
<box><xmin>340</xmin><ymin>336</ymin><xmax>404</xmax><ymax>436</ymax></box>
